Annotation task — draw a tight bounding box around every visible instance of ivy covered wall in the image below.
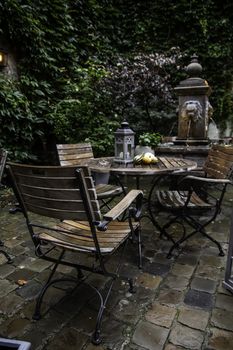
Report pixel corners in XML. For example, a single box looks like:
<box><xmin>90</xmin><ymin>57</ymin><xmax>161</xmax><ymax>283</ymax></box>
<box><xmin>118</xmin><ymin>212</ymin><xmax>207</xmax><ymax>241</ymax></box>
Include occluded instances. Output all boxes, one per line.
<box><xmin>0</xmin><ymin>0</ymin><xmax>233</xmax><ymax>161</ymax></box>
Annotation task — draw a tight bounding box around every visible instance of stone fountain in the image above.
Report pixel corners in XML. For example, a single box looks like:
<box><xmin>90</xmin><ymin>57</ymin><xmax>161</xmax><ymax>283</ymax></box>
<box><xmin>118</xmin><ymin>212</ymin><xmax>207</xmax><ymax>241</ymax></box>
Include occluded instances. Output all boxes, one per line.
<box><xmin>157</xmin><ymin>55</ymin><xmax>215</xmax><ymax>166</ymax></box>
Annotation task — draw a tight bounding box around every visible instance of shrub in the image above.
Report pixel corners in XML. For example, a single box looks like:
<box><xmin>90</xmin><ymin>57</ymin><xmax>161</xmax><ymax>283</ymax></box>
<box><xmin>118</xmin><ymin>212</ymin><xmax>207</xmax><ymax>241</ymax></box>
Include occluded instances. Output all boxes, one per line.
<box><xmin>100</xmin><ymin>49</ymin><xmax>182</xmax><ymax>134</ymax></box>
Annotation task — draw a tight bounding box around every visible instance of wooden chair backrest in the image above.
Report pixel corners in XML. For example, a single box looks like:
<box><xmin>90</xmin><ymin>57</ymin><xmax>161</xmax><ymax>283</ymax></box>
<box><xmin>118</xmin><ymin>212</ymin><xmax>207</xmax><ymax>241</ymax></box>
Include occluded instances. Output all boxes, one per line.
<box><xmin>7</xmin><ymin>163</ymin><xmax>101</xmax><ymax>222</ymax></box>
<box><xmin>204</xmin><ymin>145</ymin><xmax>233</xmax><ymax>179</ymax></box>
<box><xmin>56</xmin><ymin>143</ymin><xmax>94</xmax><ymax>166</ymax></box>
<box><xmin>0</xmin><ymin>149</ymin><xmax>7</xmax><ymax>183</ymax></box>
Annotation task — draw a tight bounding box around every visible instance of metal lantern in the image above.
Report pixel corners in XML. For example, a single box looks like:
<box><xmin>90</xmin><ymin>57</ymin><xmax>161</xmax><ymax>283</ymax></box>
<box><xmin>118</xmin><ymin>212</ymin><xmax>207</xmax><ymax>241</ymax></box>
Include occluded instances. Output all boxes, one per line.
<box><xmin>0</xmin><ymin>49</ymin><xmax>8</xmax><ymax>67</ymax></box>
<box><xmin>114</xmin><ymin>120</ymin><xmax>135</xmax><ymax>164</ymax></box>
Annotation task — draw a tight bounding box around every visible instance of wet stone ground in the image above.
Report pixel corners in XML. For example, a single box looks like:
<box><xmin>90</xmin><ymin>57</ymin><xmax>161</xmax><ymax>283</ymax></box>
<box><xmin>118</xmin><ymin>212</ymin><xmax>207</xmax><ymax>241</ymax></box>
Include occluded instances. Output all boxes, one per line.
<box><xmin>0</xmin><ymin>181</ymin><xmax>233</xmax><ymax>350</ymax></box>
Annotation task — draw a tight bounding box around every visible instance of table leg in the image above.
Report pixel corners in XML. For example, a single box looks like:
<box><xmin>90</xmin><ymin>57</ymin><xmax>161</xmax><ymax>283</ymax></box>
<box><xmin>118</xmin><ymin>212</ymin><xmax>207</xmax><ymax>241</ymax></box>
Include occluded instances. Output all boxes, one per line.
<box><xmin>147</xmin><ymin>174</ymin><xmax>175</xmax><ymax>243</ymax></box>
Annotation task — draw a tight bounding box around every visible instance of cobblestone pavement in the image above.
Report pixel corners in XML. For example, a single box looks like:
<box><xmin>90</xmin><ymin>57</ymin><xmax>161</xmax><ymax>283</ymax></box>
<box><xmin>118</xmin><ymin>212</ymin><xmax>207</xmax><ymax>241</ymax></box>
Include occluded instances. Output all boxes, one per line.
<box><xmin>0</xmin><ymin>184</ymin><xmax>233</xmax><ymax>350</ymax></box>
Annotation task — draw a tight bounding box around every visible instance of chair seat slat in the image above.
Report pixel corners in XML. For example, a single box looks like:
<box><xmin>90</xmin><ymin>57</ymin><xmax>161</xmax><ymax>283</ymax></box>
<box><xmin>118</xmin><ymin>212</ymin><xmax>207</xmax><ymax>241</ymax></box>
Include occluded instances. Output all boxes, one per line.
<box><xmin>95</xmin><ymin>184</ymin><xmax>123</xmax><ymax>198</ymax></box>
<box><xmin>57</xmin><ymin>222</ymin><xmax>131</xmax><ymax>240</ymax></box>
<box><xmin>38</xmin><ymin>220</ymin><xmax>139</xmax><ymax>253</ymax></box>
<box><xmin>62</xmin><ymin>220</ymin><xmax>134</xmax><ymax>234</ymax></box>
<box><xmin>156</xmin><ymin>190</ymin><xmax>212</xmax><ymax>209</ymax></box>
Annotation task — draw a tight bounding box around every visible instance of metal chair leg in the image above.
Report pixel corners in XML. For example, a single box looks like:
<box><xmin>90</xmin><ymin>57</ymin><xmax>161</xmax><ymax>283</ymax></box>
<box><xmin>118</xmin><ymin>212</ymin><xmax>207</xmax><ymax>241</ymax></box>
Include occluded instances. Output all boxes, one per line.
<box><xmin>137</xmin><ymin>228</ymin><xmax>142</xmax><ymax>269</ymax></box>
<box><xmin>0</xmin><ymin>250</ymin><xmax>13</xmax><ymax>264</ymax></box>
<box><xmin>166</xmin><ymin>214</ymin><xmax>225</xmax><ymax>258</ymax></box>
<box><xmin>33</xmin><ymin>250</ymin><xmax>65</xmax><ymax>319</ymax></box>
<box><xmin>160</xmin><ymin>215</ymin><xmax>181</xmax><ymax>244</ymax></box>
<box><xmin>33</xmin><ymin>277</ymin><xmax>77</xmax><ymax>320</ymax></box>
<box><xmin>186</xmin><ymin>215</ymin><xmax>224</xmax><ymax>256</ymax></box>
<box><xmin>100</xmin><ymin>198</ymin><xmax>113</xmax><ymax>211</ymax></box>
<box><xmin>91</xmin><ymin>278</ymin><xmax>115</xmax><ymax>345</ymax></box>
<box><xmin>200</xmin><ymin>228</ymin><xmax>224</xmax><ymax>256</ymax></box>
<box><xmin>128</xmin><ymin>278</ymin><xmax>136</xmax><ymax>294</ymax></box>
<box><xmin>9</xmin><ymin>203</ymin><xmax>22</xmax><ymax>214</ymax></box>
<box><xmin>77</xmin><ymin>268</ymin><xmax>85</xmax><ymax>280</ymax></box>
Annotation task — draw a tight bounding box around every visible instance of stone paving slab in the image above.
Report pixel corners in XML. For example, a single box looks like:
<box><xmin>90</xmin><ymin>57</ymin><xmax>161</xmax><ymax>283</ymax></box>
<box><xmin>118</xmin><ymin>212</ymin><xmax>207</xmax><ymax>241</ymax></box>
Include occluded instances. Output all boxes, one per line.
<box><xmin>0</xmin><ymin>187</ymin><xmax>233</xmax><ymax>350</ymax></box>
<box><xmin>0</xmin><ymin>293</ymin><xmax>24</xmax><ymax>316</ymax></box>
<box><xmin>207</xmin><ymin>327</ymin><xmax>233</xmax><ymax>350</ymax></box>
<box><xmin>145</xmin><ymin>303</ymin><xmax>176</xmax><ymax>328</ymax></box>
<box><xmin>184</xmin><ymin>289</ymin><xmax>214</xmax><ymax>310</ymax></box>
<box><xmin>132</xmin><ymin>321</ymin><xmax>169</xmax><ymax>350</ymax></box>
<box><xmin>0</xmin><ymin>279</ymin><xmax>17</xmax><ymax>298</ymax></box>
<box><xmin>169</xmin><ymin>324</ymin><xmax>204</xmax><ymax>349</ymax></box>
<box><xmin>171</xmin><ymin>263</ymin><xmax>195</xmax><ymax>278</ymax></box>
<box><xmin>158</xmin><ymin>289</ymin><xmax>184</xmax><ymax>306</ymax></box>
<box><xmin>211</xmin><ymin>308</ymin><xmax>233</xmax><ymax>331</ymax></box>
<box><xmin>177</xmin><ymin>306</ymin><xmax>209</xmax><ymax>331</ymax></box>
<box><xmin>190</xmin><ymin>276</ymin><xmax>217</xmax><ymax>294</ymax></box>
<box><xmin>215</xmin><ymin>293</ymin><xmax>233</xmax><ymax>312</ymax></box>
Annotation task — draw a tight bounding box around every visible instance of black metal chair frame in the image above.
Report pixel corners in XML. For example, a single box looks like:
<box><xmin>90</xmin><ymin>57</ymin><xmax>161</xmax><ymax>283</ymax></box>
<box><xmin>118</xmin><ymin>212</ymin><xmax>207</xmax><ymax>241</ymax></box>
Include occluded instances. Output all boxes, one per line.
<box><xmin>96</xmin><ymin>173</ymin><xmax>127</xmax><ymax>212</ymax></box>
<box><xmin>7</xmin><ymin>163</ymin><xmax>143</xmax><ymax>344</ymax></box>
<box><xmin>149</xmin><ymin>171</ymin><xmax>231</xmax><ymax>258</ymax></box>
<box><xmin>0</xmin><ymin>149</ymin><xmax>13</xmax><ymax>263</ymax></box>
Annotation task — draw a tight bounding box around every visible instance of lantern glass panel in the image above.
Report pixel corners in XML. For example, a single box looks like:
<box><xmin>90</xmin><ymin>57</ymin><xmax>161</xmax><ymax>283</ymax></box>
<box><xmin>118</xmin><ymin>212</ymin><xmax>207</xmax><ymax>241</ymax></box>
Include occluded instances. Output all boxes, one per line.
<box><xmin>117</xmin><ymin>143</ymin><xmax>124</xmax><ymax>159</ymax></box>
<box><xmin>127</xmin><ymin>144</ymin><xmax>132</xmax><ymax>159</ymax></box>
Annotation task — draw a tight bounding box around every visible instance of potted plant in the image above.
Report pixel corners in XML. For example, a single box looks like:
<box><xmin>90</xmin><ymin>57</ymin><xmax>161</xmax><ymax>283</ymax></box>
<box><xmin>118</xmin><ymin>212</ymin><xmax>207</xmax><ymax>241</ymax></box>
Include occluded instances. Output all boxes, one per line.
<box><xmin>135</xmin><ymin>132</ymin><xmax>162</xmax><ymax>155</ymax></box>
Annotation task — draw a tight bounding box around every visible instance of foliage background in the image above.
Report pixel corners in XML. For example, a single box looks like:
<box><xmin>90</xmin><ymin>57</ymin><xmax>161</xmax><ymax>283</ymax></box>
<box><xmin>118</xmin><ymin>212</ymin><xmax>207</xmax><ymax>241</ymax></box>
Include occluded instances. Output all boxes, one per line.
<box><xmin>0</xmin><ymin>0</ymin><xmax>233</xmax><ymax>162</ymax></box>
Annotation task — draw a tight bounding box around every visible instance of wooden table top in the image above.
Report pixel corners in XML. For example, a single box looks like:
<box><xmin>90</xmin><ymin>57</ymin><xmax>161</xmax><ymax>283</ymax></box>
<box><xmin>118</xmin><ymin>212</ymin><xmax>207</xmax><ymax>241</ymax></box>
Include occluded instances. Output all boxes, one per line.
<box><xmin>86</xmin><ymin>157</ymin><xmax>197</xmax><ymax>176</ymax></box>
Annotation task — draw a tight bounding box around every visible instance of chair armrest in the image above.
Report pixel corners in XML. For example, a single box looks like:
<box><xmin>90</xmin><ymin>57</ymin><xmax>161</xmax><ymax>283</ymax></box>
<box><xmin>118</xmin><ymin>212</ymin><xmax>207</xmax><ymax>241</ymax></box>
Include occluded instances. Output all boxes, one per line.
<box><xmin>103</xmin><ymin>189</ymin><xmax>143</xmax><ymax>221</ymax></box>
<box><xmin>180</xmin><ymin>175</ymin><xmax>231</xmax><ymax>185</ymax></box>
<box><xmin>97</xmin><ymin>190</ymin><xmax>143</xmax><ymax>230</ymax></box>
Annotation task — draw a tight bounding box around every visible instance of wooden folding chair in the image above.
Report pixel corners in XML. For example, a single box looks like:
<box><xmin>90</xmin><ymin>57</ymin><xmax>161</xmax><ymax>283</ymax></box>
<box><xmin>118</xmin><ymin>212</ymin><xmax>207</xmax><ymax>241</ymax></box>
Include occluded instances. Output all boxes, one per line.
<box><xmin>56</xmin><ymin>143</ymin><xmax>126</xmax><ymax>210</ymax></box>
<box><xmin>150</xmin><ymin>145</ymin><xmax>233</xmax><ymax>258</ymax></box>
<box><xmin>0</xmin><ymin>149</ymin><xmax>13</xmax><ymax>263</ymax></box>
<box><xmin>7</xmin><ymin>163</ymin><xmax>143</xmax><ymax>344</ymax></box>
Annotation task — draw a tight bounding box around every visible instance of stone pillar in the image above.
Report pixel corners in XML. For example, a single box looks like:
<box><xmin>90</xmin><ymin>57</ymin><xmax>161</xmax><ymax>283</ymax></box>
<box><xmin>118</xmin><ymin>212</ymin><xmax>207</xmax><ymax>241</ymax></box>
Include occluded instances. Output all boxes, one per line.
<box><xmin>175</xmin><ymin>55</ymin><xmax>212</xmax><ymax>142</ymax></box>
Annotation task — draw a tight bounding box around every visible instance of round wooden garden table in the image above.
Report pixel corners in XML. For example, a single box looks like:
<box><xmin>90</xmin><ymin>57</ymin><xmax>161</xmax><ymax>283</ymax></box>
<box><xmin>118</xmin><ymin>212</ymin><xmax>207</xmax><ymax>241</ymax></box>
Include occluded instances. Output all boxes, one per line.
<box><xmin>86</xmin><ymin>156</ymin><xmax>197</xmax><ymax>234</ymax></box>
<box><xmin>86</xmin><ymin>156</ymin><xmax>197</xmax><ymax>179</ymax></box>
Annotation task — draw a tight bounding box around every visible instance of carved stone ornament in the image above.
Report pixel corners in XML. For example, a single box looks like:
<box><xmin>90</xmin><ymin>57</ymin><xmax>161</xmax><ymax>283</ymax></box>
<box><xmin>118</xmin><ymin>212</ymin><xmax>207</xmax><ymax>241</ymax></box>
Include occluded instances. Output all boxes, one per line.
<box><xmin>181</xmin><ymin>100</ymin><xmax>203</xmax><ymax>124</ymax></box>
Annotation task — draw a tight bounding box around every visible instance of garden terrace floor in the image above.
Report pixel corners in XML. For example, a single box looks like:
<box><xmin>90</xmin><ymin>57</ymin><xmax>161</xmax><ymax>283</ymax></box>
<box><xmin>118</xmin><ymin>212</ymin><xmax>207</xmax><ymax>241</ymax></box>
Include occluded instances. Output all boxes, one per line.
<box><xmin>0</xmin><ymin>180</ymin><xmax>233</xmax><ymax>350</ymax></box>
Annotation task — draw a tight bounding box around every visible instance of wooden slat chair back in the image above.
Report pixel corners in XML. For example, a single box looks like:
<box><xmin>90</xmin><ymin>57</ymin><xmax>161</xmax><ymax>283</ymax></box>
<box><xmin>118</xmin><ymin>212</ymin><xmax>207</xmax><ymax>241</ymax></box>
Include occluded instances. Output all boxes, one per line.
<box><xmin>9</xmin><ymin>164</ymin><xmax>101</xmax><ymax>222</ymax></box>
<box><xmin>7</xmin><ymin>162</ymin><xmax>143</xmax><ymax>344</ymax></box>
<box><xmin>0</xmin><ymin>149</ymin><xmax>13</xmax><ymax>263</ymax></box>
<box><xmin>203</xmin><ymin>144</ymin><xmax>233</xmax><ymax>179</ymax></box>
<box><xmin>56</xmin><ymin>143</ymin><xmax>94</xmax><ymax>166</ymax></box>
<box><xmin>56</xmin><ymin>143</ymin><xmax>125</xmax><ymax>210</ymax></box>
<box><xmin>152</xmin><ymin>145</ymin><xmax>233</xmax><ymax>258</ymax></box>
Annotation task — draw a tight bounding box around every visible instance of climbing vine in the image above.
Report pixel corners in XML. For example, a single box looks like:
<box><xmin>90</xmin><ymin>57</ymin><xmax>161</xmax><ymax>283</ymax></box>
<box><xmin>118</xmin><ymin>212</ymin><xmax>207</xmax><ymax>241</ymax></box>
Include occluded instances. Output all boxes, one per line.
<box><xmin>0</xmin><ymin>0</ymin><xmax>233</xmax><ymax>161</ymax></box>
